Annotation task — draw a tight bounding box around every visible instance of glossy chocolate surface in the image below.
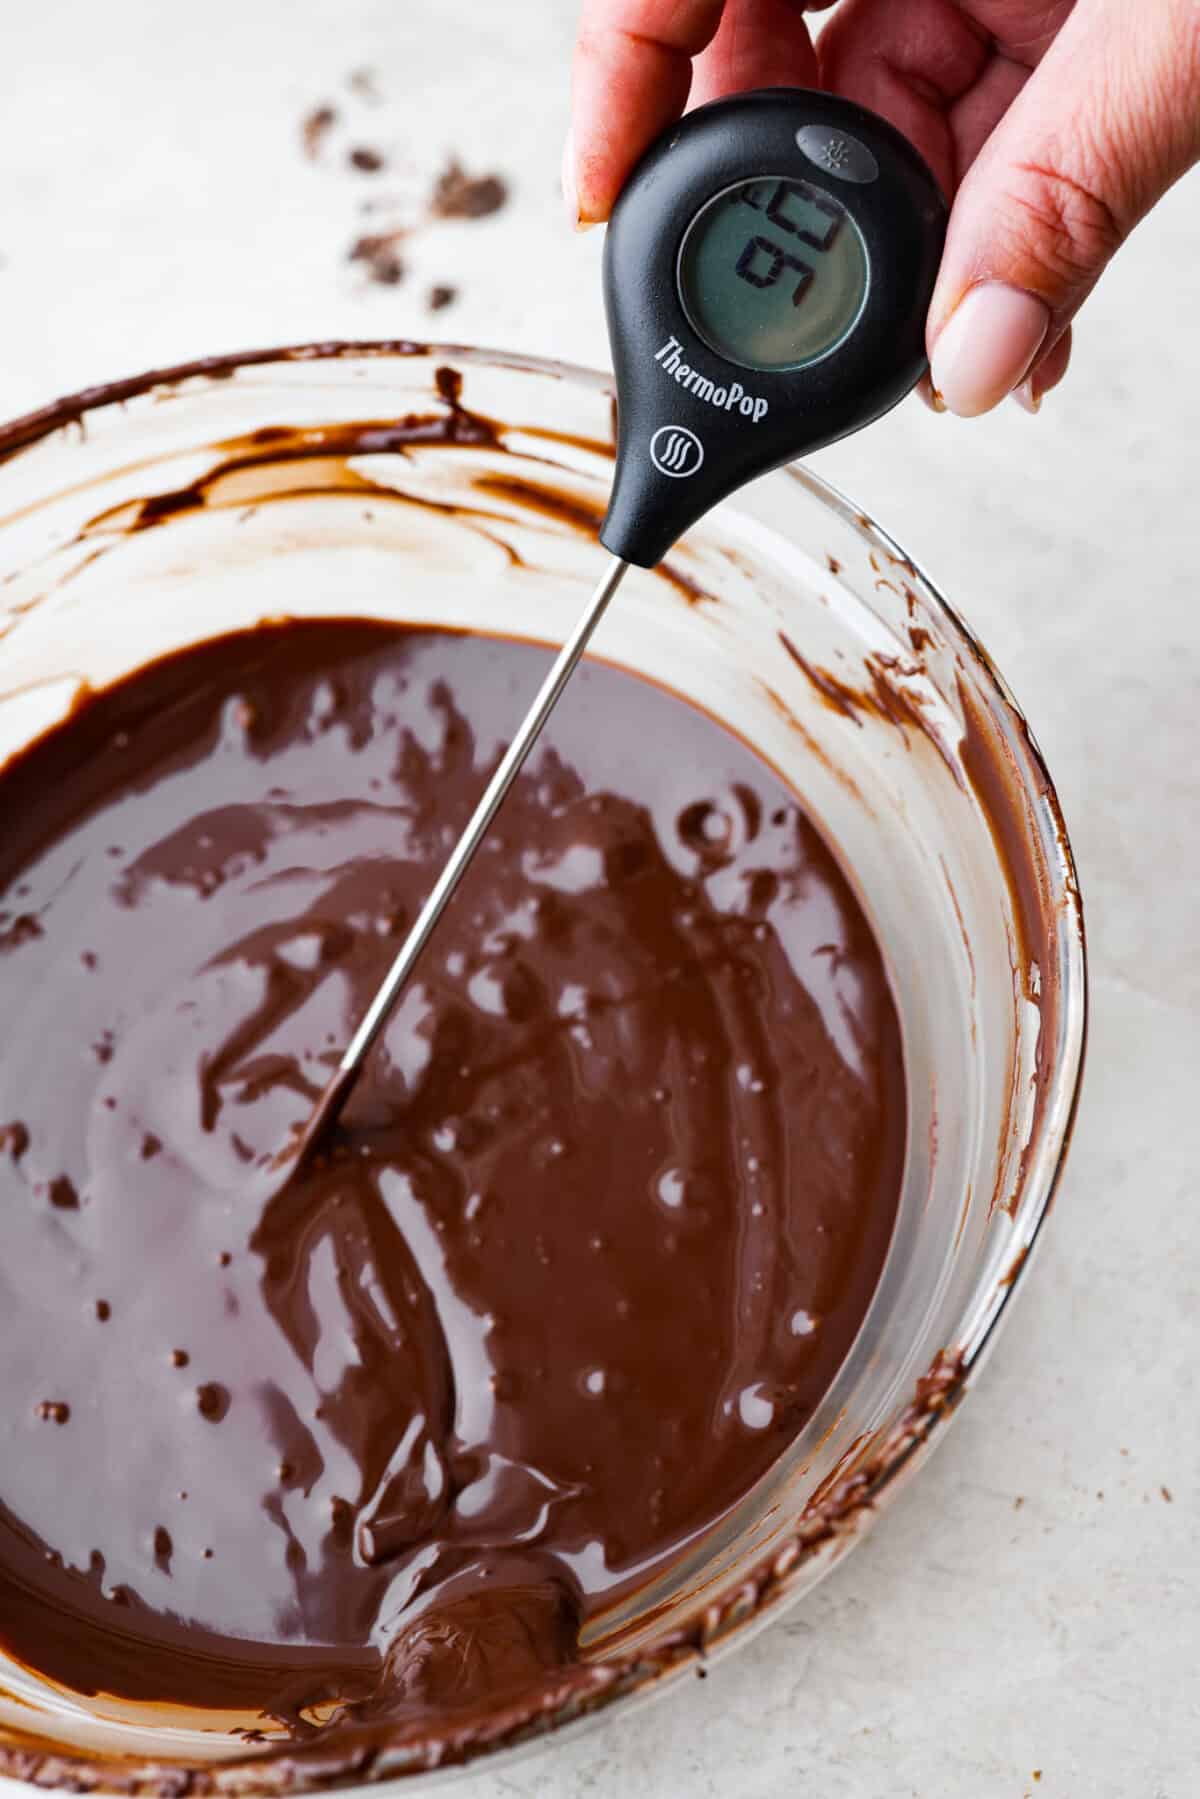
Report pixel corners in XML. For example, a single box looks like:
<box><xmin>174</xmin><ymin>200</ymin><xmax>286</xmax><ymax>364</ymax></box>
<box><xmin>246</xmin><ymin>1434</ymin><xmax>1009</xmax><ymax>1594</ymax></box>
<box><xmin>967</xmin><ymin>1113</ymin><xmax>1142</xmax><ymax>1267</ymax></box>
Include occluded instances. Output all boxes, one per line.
<box><xmin>0</xmin><ymin>619</ymin><xmax>904</xmax><ymax>1732</ymax></box>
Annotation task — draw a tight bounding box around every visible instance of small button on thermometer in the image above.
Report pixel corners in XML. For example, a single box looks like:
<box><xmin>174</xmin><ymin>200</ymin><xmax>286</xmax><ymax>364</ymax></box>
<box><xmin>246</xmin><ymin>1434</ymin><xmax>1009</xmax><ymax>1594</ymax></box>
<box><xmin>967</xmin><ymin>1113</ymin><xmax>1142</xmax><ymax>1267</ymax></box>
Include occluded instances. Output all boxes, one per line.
<box><xmin>293</xmin><ymin>88</ymin><xmax>948</xmax><ymax>1157</ymax></box>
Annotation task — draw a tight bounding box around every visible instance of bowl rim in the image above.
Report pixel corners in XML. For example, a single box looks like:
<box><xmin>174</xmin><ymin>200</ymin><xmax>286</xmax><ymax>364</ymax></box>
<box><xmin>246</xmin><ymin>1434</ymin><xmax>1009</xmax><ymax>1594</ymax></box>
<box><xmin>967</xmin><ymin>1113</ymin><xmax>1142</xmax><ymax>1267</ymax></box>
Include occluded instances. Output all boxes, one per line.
<box><xmin>0</xmin><ymin>339</ymin><xmax>1089</xmax><ymax>1792</ymax></box>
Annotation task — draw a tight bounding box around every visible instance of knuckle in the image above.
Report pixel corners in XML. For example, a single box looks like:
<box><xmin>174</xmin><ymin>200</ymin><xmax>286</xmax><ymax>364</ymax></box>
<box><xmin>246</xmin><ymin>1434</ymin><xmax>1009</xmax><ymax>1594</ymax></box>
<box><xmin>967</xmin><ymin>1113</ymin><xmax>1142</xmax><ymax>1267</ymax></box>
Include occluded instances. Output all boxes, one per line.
<box><xmin>1006</xmin><ymin>151</ymin><xmax>1126</xmax><ymax>288</ymax></box>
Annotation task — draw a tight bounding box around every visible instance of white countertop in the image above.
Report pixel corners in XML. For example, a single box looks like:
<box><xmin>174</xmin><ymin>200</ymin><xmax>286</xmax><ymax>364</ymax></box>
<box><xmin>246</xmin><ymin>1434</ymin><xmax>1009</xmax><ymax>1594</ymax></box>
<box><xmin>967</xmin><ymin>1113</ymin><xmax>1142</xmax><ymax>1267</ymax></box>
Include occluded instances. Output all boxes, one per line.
<box><xmin>1</xmin><ymin>3</ymin><xmax>1197</xmax><ymax>1794</ymax></box>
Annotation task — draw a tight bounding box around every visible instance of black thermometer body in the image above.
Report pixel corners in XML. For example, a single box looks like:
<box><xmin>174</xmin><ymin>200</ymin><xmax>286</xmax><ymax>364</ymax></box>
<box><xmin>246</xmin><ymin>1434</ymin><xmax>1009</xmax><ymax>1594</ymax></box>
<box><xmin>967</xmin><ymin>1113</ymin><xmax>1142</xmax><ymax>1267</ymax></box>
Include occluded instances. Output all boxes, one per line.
<box><xmin>600</xmin><ymin>88</ymin><xmax>948</xmax><ymax>568</ymax></box>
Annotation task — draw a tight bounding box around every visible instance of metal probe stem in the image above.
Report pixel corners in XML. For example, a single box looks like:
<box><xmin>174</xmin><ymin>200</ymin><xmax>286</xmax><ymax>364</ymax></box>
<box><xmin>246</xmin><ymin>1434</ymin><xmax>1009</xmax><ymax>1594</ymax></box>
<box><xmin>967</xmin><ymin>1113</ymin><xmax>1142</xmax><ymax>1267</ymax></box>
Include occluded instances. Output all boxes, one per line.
<box><xmin>293</xmin><ymin>555</ymin><xmax>631</xmax><ymax>1163</ymax></box>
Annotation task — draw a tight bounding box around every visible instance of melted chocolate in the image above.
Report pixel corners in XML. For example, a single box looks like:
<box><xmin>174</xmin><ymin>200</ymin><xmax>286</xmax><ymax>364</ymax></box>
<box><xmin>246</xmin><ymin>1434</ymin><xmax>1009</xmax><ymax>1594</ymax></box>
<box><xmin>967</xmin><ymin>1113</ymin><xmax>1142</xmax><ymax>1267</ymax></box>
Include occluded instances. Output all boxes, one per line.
<box><xmin>0</xmin><ymin>620</ymin><xmax>904</xmax><ymax>1739</ymax></box>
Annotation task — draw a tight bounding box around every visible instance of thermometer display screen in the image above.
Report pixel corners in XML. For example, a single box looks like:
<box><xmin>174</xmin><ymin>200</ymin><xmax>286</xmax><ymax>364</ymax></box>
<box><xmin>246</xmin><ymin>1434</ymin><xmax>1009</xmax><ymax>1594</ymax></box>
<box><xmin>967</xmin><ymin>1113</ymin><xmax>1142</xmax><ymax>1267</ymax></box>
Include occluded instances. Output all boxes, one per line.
<box><xmin>678</xmin><ymin>175</ymin><xmax>869</xmax><ymax>372</ymax></box>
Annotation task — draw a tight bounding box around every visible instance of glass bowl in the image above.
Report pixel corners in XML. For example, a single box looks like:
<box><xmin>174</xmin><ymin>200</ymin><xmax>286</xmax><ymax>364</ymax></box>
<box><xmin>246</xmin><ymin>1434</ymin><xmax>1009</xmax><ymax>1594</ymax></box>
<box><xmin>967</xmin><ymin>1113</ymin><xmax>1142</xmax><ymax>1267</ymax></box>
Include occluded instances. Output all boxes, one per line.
<box><xmin>0</xmin><ymin>345</ymin><xmax>1086</xmax><ymax>1790</ymax></box>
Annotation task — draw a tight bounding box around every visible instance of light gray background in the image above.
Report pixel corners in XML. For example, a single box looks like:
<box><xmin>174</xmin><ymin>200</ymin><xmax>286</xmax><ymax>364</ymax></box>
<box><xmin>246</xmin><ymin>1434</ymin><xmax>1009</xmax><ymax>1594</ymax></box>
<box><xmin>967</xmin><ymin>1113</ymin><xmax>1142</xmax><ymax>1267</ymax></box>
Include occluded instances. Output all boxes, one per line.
<box><xmin>0</xmin><ymin>3</ymin><xmax>1196</xmax><ymax>1794</ymax></box>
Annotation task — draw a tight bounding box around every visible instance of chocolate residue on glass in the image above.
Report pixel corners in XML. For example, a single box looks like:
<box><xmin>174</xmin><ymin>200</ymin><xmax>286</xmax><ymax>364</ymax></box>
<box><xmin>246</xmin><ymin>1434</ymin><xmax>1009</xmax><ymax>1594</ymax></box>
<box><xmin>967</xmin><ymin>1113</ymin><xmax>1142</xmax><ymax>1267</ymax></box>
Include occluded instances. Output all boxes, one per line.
<box><xmin>956</xmin><ymin>675</ymin><xmax>1073</xmax><ymax>1212</ymax></box>
<box><xmin>46</xmin><ymin>362</ymin><xmax>703</xmax><ymax>608</ymax></box>
<box><xmin>0</xmin><ymin>620</ymin><xmax>905</xmax><ymax>1759</ymax></box>
<box><xmin>776</xmin><ymin>601</ymin><xmax>1075</xmax><ymax>1225</ymax></box>
<box><xmin>0</xmin><ymin>344</ymin><xmax>434</xmax><ymax>466</ymax></box>
<box><xmin>779</xmin><ymin>595</ymin><xmax>1072</xmax><ymax>1224</ymax></box>
<box><xmin>777</xmin><ymin>635</ymin><xmax>962</xmax><ymax>787</ymax></box>
<box><xmin>956</xmin><ymin>676</ymin><xmax>1057</xmax><ymax>1005</ymax></box>
<box><xmin>778</xmin><ymin>639</ymin><xmax>863</xmax><ymax>726</ymax></box>
<box><xmin>74</xmin><ymin>370</ymin><xmax>503</xmax><ymax>543</ymax></box>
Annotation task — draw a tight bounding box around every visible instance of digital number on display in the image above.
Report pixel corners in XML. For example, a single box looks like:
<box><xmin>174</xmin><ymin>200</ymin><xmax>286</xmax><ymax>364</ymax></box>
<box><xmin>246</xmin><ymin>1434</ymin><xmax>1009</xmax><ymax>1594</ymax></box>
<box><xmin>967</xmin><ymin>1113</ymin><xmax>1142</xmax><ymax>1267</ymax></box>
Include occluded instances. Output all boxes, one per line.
<box><xmin>731</xmin><ymin>180</ymin><xmax>844</xmax><ymax>309</ymax></box>
<box><xmin>678</xmin><ymin>172</ymin><xmax>868</xmax><ymax>372</ymax></box>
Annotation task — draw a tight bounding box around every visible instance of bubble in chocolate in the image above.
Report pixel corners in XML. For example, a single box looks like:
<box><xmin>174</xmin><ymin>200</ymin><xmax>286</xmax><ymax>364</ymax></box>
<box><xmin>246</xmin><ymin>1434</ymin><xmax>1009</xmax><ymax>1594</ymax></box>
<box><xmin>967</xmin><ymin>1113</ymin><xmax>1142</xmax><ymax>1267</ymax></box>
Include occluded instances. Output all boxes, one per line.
<box><xmin>737</xmin><ymin>1384</ymin><xmax>775</xmax><ymax>1430</ymax></box>
<box><xmin>655</xmin><ymin>1168</ymin><xmax>686</xmax><ymax>1210</ymax></box>
<box><xmin>677</xmin><ymin>799</ymin><xmax>733</xmax><ymax>865</ymax></box>
<box><xmin>675</xmin><ymin>780</ymin><xmax>762</xmax><ymax>872</ymax></box>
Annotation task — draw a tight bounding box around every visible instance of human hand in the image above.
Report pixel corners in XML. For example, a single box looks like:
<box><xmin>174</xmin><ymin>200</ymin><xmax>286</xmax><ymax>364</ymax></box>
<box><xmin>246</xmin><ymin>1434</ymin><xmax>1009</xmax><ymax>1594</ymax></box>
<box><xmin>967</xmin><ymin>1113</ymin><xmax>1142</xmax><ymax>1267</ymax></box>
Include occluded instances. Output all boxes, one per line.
<box><xmin>566</xmin><ymin>0</ymin><xmax>1200</xmax><ymax>415</ymax></box>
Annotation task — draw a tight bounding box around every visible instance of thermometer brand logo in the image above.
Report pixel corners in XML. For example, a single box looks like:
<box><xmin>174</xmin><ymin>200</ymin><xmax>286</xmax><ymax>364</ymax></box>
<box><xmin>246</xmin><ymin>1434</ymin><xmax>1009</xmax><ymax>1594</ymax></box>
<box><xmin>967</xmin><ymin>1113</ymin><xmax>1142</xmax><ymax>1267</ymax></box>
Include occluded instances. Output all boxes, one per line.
<box><xmin>654</xmin><ymin>337</ymin><xmax>769</xmax><ymax>422</ymax></box>
<box><xmin>650</xmin><ymin>425</ymin><xmax>705</xmax><ymax>478</ymax></box>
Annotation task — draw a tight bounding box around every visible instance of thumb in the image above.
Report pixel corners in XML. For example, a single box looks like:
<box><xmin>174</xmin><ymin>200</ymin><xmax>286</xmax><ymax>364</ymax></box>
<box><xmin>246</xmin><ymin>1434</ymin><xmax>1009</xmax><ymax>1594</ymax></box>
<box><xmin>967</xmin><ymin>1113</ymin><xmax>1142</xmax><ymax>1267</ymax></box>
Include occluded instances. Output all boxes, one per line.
<box><xmin>929</xmin><ymin>0</ymin><xmax>1200</xmax><ymax>417</ymax></box>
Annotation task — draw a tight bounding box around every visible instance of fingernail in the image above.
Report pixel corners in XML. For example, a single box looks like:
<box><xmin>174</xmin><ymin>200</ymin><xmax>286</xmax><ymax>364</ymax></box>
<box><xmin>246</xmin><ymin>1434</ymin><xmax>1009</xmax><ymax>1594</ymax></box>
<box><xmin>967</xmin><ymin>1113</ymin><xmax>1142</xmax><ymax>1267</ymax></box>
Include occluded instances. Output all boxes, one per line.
<box><xmin>930</xmin><ymin>283</ymin><xmax>1050</xmax><ymax>418</ymax></box>
<box><xmin>1012</xmin><ymin>376</ymin><xmax>1041</xmax><ymax>415</ymax></box>
<box><xmin>916</xmin><ymin>374</ymin><xmax>946</xmax><ymax>414</ymax></box>
<box><xmin>561</xmin><ymin>126</ymin><xmax>597</xmax><ymax>233</ymax></box>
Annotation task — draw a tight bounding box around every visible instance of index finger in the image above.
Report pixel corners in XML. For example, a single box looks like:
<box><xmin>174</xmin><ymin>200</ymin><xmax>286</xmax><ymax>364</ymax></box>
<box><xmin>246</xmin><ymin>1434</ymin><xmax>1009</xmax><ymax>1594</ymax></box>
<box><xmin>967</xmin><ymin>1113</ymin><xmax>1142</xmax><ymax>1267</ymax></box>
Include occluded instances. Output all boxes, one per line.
<box><xmin>569</xmin><ymin>0</ymin><xmax>726</xmax><ymax>225</ymax></box>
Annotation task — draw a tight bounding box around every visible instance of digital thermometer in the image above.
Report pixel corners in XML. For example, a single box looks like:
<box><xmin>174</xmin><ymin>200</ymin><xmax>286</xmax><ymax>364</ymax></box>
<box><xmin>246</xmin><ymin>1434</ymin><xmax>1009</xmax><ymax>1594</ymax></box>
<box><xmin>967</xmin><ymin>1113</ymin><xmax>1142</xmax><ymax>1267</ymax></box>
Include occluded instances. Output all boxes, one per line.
<box><xmin>296</xmin><ymin>89</ymin><xmax>948</xmax><ymax>1153</ymax></box>
<box><xmin>601</xmin><ymin>87</ymin><xmax>947</xmax><ymax>565</ymax></box>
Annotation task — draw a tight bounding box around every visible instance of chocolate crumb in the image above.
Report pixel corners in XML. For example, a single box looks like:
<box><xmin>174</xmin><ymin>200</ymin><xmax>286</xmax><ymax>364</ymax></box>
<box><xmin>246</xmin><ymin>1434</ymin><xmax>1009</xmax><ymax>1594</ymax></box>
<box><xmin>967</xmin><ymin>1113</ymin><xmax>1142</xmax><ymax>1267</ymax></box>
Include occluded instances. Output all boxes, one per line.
<box><xmin>1161</xmin><ymin>1484</ymin><xmax>1173</xmax><ymax>1502</ymax></box>
<box><xmin>347</xmin><ymin>67</ymin><xmax>381</xmax><ymax>102</ymax></box>
<box><xmin>36</xmin><ymin>1401</ymin><xmax>70</xmax><ymax>1425</ymax></box>
<box><xmin>95</xmin><ymin>1300</ymin><xmax>111</xmax><ymax>1322</ymax></box>
<box><xmin>428</xmin><ymin>284</ymin><xmax>457</xmax><ymax>312</ymax></box>
<box><xmin>347</xmin><ymin>232</ymin><xmax>406</xmax><ymax>287</ymax></box>
<box><xmin>431</xmin><ymin>158</ymin><xmax>508</xmax><ymax>220</ymax></box>
<box><xmin>349</xmin><ymin>146</ymin><xmax>386</xmax><ymax>175</ymax></box>
<box><xmin>0</xmin><ymin>1121</ymin><xmax>29</xmax><ymax>1160</ymax></box>
<box><xmin>1013</xmin><ymin>1495</ymin><xmax>1024</xmax><ymax>1510</ymax></box>
<box><xmin>301</xmin><ymin>105</ymin><xmax>337</xmax><ymax>160</ymax></box>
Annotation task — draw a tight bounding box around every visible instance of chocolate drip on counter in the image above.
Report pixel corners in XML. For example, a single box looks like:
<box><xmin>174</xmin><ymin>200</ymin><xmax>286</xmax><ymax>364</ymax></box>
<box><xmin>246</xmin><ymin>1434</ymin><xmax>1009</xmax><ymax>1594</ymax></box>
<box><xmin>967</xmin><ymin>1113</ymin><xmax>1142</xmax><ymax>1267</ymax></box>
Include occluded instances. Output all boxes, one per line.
<box><xmin>0</xmin><ymin>620</ymin><xmax>905</xmax><ymax>1738</ymax></box>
